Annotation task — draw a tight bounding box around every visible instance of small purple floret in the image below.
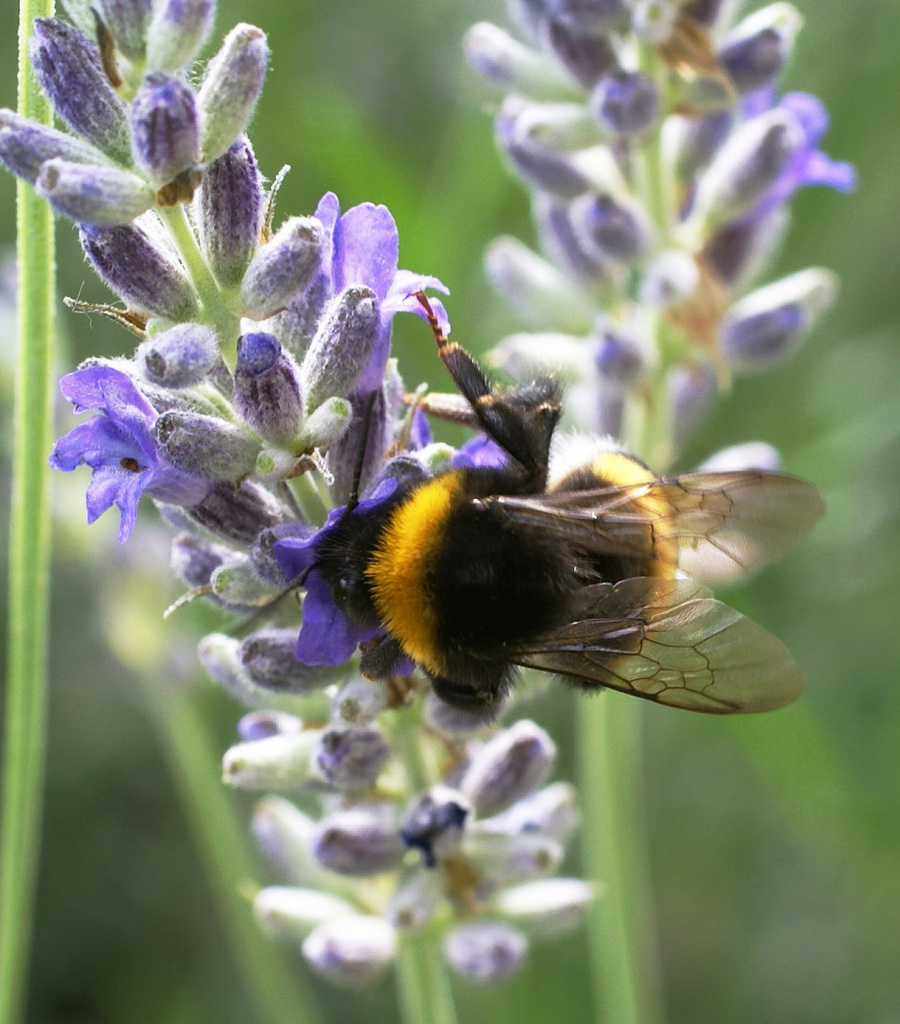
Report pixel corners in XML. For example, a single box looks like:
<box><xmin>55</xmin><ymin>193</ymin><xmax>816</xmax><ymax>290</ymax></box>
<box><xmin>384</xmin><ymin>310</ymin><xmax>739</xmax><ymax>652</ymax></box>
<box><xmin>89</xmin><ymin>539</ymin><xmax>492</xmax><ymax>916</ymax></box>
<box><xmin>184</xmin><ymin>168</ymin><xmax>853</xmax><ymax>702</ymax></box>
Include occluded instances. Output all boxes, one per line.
<box><xmin>48</xmin><ymin>365</ymin><xmax>210</xmax><ymax>542</ymax></box>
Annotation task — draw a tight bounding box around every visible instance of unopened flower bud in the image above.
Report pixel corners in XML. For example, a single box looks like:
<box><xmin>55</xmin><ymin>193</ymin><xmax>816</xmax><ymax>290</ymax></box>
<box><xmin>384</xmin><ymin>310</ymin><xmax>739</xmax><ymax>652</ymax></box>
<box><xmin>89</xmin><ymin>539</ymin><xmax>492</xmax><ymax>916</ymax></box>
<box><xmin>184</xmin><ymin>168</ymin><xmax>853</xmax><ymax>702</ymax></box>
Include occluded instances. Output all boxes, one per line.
<box><xmin>572</xmin><ymin>191</ymin><xmax>654</xmax><ymax>262</ymax></box>
<box><xmin>240</xmin><ymin>628</ymin><xmax>339</xmax><ymax>695</ymax></box>
<box><xmin>95</xmin><ymin>0</ymin><xmax>151</xmax><ymax>61</ymax></box>
<box><xmin>154</xmin><ymin>409</ymin><xmax>260</xmax><ymax>480</ymax></box>
<box><xmin>297</xmin><ymin>396</ymin><xmax>353</xmax><ymax>452</ymax></box>
<box><xmin>197</xmin><ymin>23</ymin><xmax>269</xmax><ymax>162</ymax></box>
<box><xmin>222</xmin><ymin>729</ymin><xmax>321</xmax><ymax>789</ymax></box>
<box><xmin>693</xmin><ymin>109</ymin><xmax>804</xmax><ymax>228</ymax></box>
<box><xmin>79</xmin><ymin>223</ymin><xmax>199</xmax><ymax>320</ymax></box>
<box><xmin>254</xmin><ymin>886</ymin><xmax>356</xmax><ymax>942</ymax></box>
<box><xmin>171</xmin><ymin>532</ymin><xmax>232</xmax><ymax>588</ymax></box>
<box><xmin>639</xmin><ymin>249</ymin><xmax>699</xmax><ymax>307</ymax></box>
<box><xmin>484</xmin><ymin>236</ymin><xmax>594</xmax><ymax>332</ymax></box>
<box><xmin>443</xmin><ymin>921</ymin><xmax>528</xmax><ymax>983</ymax></box>
<box><xmin>332</xmin><ymin>676</ymin><xmax>388</xmax><ymax>726</ymax></box>
<box><xmin>210</xmin><ymin>558</ymin><xmax>281</xmax><ymax>607</ymax></box>
<box><xmin>464</xmin><ymin>827</ymin><xmax>563</xmax><ymax>883</ymax></box>
<box><xmin>312</xmin><ymin>806</ymin><xmax>406</xmax><ymax>876</ymax></box>
<box><xmin>460</xmin><ymin>720</ymin><xmax>556</xmax><ymax>818</ymax></box>
<box><xmin>665</xmin><ymin>362</ymin><xmax>718</xmax><ymax>449</ymax></box>
<box><xmin>197</xmin><ymin>137</ymin><xmax>265</xmax><ymax>289</ymax></box>
<box><xmin>464</xmin><ymin>22</ymin><xmax>572</xmax><ymax>97</ymax></box>
<box><xmin>30</xmin><ymin>18</ymin><xmax>131</xmax><ymax>162</ymax></box>
<box><xmin>238</xmin><ymin>710</ymin><xmax>303</xmax><ymax>742</ymax></box>
<box><xmin>719</xmin><ymin>3</ymin><xmax>802</xmax><ymax>95</ymax></box>
<box><xmin>313</xmin><ymin>727</ymin><xmax>391</xmax><ymax>791</ymax></box>
<box><xmin>488</xmin><ymin>781</ymin><xmax>579</xmax><ymax>842</ymax></box>
<box><xmin>631</xmin><ymin>0</ymin><xmax>679</xmax><ymax>44</ymax></box>
<box><xmin>591</xmin><ymin>70</ymin><xmax>659</xmax><ymax>137</ymax></box>
<box><xmin>594</xmin><ymin>329</ymin><xmax>645</xmax><ymax>386</ymax></box>
<box><xmin>302</xmin><ymin>916</ymin><xmax>397</xmax><ymax>988</ymax></box>
<box><xmin>670</xmin><ymin>110</ymin><xmax>733</xmax><ymax>183</ymax></box>
<box><xmin>719</xmin><ymin>267</ymin><xmax>836</xmax><ymax>371</ymax></box>
<box><xmin>546</xmin><ymin>0</ymin><xmax>629</xmax><ymax>34</ymax></box>
<box><xmin>138</xmin><ymin>322</ymin><xmax>219</xmax><ymax>388</ymax></box>
<box><xmin>131</xmin><ymin>73</ymin><xmax>200</xmax><ymax>187</ymax></box>
<box><xmin>35</xmin><ymin>159</ymin><xmax>156</xmax><ymax>226</ymax></box>
<box><xmin>703</xmin><ymin>205</ymin><xmax>788</xmax><ymax>287</ymax></box>
<box><xmin>543</xmin><ymin>18</ymin><xmax>618</xmax><ymax>89</ymax></box>
<box><xmin>252</xmin><ymin>796</ymin><xmax>359</xmax><ymax>895</ymax></box>
<box><xmin>185</xmin><ymin>479</ymin><xmax>286</xmax><ymax>543</ymax></box>
<box><xmin>387</xmin><ymin>869</ymin><xmax>443</xmax><ymax>931</ymax></box>
<box><xmin>300</xmin><ymin>286</ymin><xmax>380</xmax><ymax>411</ymax></box>
<box><xmin>681</xmin><ymin>0</ymin><xmax>726</xmax><ymax>27</ymax></box>
<box><xmin>240</xmin><ymin>216</ymin><xmax>324</xmax><ymax>320</ymax></box>
<box><xmin>146</xmin><ymin>0</ymin><xmax>215</xmax><ymax>74</ymax></box>
<box><xmin>400</xmin><ymin>786</ymin><xmax>470</xmax><ymax>867</ymax></box>
<box><xmin>234</xmin><ymin>333</ymin><xmax>304</xmax><ymax>442</ymax></box>
<box><xmin>492</xmin><ymin>878</ymin><xmax>594</xmax><ymax>938</ymax></box>
<box><xmin>0</xmin><ymin>110</ymin><xmax>110</xmax><ymax>184</ymax></box>
<box><xmin>496</xmin><ymin>107</ymin><xmax>590</xmax><ymax>198</ymax></box>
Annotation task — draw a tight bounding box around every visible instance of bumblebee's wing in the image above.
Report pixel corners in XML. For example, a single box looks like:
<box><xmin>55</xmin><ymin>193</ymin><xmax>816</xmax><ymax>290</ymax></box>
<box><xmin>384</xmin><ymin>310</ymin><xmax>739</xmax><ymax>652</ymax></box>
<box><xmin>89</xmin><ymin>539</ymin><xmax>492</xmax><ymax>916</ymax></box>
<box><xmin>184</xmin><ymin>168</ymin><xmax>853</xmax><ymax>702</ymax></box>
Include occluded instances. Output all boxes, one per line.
<box><xmin>506</xmin><ymin>577</ymin><xmax>804</xmax><ymax>713</ymax></box>
<box><xmin>485</xmin><ymin>471</ymin><xmax>824</xmax><ymax>582</ymax></box>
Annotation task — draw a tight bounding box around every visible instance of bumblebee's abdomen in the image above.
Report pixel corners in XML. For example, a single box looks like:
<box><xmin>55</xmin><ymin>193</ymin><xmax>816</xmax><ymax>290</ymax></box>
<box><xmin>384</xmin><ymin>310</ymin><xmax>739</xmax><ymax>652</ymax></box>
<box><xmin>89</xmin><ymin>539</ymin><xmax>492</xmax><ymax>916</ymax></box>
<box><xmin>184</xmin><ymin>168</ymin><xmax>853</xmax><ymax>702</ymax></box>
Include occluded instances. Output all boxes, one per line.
<box><xmin>366</xmin><ymin>470</ymin><xmax>572</xmax><ymax>677</ymax></box>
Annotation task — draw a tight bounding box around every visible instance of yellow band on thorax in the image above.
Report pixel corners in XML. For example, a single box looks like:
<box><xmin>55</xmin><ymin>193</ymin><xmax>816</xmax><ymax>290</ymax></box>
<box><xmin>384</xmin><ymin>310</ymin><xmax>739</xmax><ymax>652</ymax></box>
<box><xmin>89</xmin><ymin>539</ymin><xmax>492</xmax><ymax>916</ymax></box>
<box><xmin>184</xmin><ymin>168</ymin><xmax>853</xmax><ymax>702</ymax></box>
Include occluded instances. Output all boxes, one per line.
<box><xmin>366</xmin><ymin>472</ymin><xmax>462</xmax><ymax>674</ymax></box>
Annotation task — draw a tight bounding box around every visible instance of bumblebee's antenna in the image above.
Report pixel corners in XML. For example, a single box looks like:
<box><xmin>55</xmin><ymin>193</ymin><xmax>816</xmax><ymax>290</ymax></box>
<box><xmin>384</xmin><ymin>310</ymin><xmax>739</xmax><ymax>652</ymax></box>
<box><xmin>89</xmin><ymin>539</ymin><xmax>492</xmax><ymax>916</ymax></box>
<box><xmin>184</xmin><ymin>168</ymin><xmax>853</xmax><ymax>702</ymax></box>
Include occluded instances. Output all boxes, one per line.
<box><xmin>346</xmin><ymin>389</ymin><xmax>380</xmax><ymax>514</ymax></box>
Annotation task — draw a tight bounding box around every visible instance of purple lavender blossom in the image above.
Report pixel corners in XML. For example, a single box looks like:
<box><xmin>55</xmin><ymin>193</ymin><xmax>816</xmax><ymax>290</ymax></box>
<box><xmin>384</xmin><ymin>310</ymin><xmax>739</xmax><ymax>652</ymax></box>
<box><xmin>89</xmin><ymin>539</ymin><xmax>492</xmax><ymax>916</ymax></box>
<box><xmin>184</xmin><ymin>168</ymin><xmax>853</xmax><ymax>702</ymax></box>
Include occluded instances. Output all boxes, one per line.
<box><xmin>311</xmin><ymin>192</ymin><xmax>449</xmax><ymax>393</ymax></box>
<box><xmin>272</xmin><ymin>478</ymin><xmax>398</xmax><ymax>665</ymax></box>
<box><xmin>48</xmin><ymin>366</ymin><xmax>210</xmax><ymax>542</ymax></box>
<box><xmin>750</xmin><ymin>91</ymin><xmax>856</xmax><ymax>220</ymax></box>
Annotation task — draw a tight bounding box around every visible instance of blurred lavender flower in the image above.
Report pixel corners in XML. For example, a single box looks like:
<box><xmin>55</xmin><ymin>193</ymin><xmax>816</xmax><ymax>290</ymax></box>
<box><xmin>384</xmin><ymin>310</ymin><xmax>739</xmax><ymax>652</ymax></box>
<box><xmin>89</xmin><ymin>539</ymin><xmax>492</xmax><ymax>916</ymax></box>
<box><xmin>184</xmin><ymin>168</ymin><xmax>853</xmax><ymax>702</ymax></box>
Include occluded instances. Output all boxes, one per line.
<box><xmin>466</xmin><ymin>0</ymin><xmax>854</xmax><ymax>458</ymax></box>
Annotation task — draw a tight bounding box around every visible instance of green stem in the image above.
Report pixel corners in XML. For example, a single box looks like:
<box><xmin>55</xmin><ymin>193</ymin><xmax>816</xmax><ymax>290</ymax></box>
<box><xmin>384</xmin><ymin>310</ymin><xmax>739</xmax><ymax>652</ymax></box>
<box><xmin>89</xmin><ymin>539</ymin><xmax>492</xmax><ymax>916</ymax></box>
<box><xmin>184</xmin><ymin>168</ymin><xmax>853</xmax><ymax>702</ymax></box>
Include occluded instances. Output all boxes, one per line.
<box><xmin>0</xmin><ymin>4</ymin><xmax>56</xmax><ymax>1022</ymax></box>
<box><xmin>579</xmin><ymin>695</ymin><xmax>664</xmax><ymax>1024</ymax></box>
<box><xmin>395</xmin><ymin>931</ymin><xmax>458</xmax><ymax>1024</ymax></box>
<box><xmin>158</xmin><ymin>203</ymin><xmax>238</xmax><ymax>357</ymax></box>
<box><xmin>139</xmin><ymin>680</ymin><xmax>323</xmax><ymax>1024</ymax></box>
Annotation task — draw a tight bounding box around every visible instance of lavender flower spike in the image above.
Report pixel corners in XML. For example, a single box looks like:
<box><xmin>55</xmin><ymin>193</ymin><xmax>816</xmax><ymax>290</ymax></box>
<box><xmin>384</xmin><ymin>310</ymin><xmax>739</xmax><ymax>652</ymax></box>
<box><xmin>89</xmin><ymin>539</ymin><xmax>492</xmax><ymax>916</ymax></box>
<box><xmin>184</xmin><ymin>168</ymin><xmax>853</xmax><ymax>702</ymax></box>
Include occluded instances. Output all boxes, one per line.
<box><xmin>48</xmin><ymin>366</ymin><xmax>210</xmax><ymax>542</ymax></box>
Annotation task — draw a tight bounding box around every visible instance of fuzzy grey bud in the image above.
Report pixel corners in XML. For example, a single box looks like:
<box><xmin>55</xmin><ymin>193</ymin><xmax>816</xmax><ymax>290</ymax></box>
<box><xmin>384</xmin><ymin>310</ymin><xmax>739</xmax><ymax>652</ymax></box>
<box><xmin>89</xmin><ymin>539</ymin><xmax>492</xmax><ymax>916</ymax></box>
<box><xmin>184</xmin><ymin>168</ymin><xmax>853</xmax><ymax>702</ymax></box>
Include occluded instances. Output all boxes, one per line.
<box><xmin>79</xmin><ymin>223</ymin><xmax>200</xmax><ymax>320</ymax></box>
<box><xmin>591</xmin><ymin>70</ymin><xmax>659</xmax><ymax>138</ymax></box>
<box><xmin>197</xmin><ymin>23</ymin><xmax>269</xmax><ymax>162</ymax></box>
<box><xmin>95</xmin><ymin>0</ymin><xmax>151</xmax><ymax>61</ymax></box>
<box><xmin>131</xmin><ymin>73</ymin><xmax>200</xmax><ymax>188</ymax></box>
<box><xmin>460</xmin><ymin>720</ymin><xmax>556</xmax><ymax>818</ymax></box>
<box><xmin>234</xmin><ymin>332</ymin><xmax>304</xmax><ymax>442</ymax></box>
<box><xmin>300</xmin><ymin>286</ymin><xmax>380</xmax><ymax>411</ymax></box>
<box><xmin>222</xmin><ymin>730</ymin><xmax>321</xmax><ymax>789</ymax></box>
<box><xmin>302</xmin><ymin>916</ymin><xmax>397</xmax><ymax>988</ymax></box>
<box><xmin>36</xmin><ymin>159</ymin><xmax>156</xmax><ymax>226</ymax></box>
<box><xmin>464</xmin><ymin>22</ymin><xmax>573</xmax><ymax>97</ymax></box>
<box><xmin>30</xmin><ymin>18</ymin><xmax>131</xmax><ymax>162</ymax></box>
<box><xmin>0</xmin><ymin>110</ymin><xmax>111</xmax><ymax>184</ymax></box>
<box><xmin>146</xmin><ymin>0</ymin><xmax>215</xmax><ymax>74</ymax></box>
<box><xmin>543</xmin><ymin>18</ymin><xmax>618</xmax><ymax>89</ymax></box>
<box><xmin>254</xmin><ymin>886</ymin><xmax>356</xmax><ymax>942</ymax></box>
<box><xmin>239</xmin><ymin>216</ymin><xmax>324</xmax><ymax>320</ymax></box>
<box><xmin>332</xmin><ymin>676</ymin><xmax>388</xmax><ymax>727</ymax></box>
<box><xmin>185</xmin><ymin>479</ymin><xmax>286</xmax><ymax>544</ymax></box>
<box><xmin>719</xmin><ymin>4</ymin><xmax>802</xmax><ymax>95</ymax></box>
<box><xmin>492</xmin><ymin>878</ymin><xmax>594</xmax><ymax>938</ymax></box>
<box><xmin>313</xmin><ymin>727</ymin><xmax>391</xmax><ymax>791</ymax></box>
<box><xmin>196</xmin><ymin>137</ymin><xmax>265</xmax><ymax>289</ymax></box>
<box><xmin>443</xmin><ymin>922</ymin><xmax>528</xmax><ymax>983</ymax></box>
<box><xmin>312</xmin><ymin>806</ymin><xmax>406</xmax><ymax>877</ymax></box>
<box><xmin>138</xmin><ymin>322</ymin><xmax>219</xmax><ymax>388</ymax></box>
<box><xmin>237</xmin><ymin>710</ymin><xmax>303</xmax><ymax>742</ymax></box>
<box><xmin>154</xmin><ymin>409</ymin><xmax>261</xmax><ymax>480</ymax></box>
<box><xmin>572</xmin><ymin>191</ymin><xmax>654</xmax><ymax>262</ymax></box>
<box><xmin>240</xmin><ymin>628</ymin><xmax>339</xmax><ymax>695</ymax></box>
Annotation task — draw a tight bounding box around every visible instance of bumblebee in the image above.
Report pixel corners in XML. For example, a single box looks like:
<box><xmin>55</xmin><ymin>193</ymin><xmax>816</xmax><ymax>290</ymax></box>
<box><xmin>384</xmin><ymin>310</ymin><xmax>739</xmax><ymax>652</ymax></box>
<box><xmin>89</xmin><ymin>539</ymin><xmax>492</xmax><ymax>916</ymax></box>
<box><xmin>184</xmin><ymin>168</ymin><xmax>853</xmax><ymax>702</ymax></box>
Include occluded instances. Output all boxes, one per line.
<box><xmin>310</xmin><ymin>293</ymin><xmax>824</xmax><ymax>715</ymax></box>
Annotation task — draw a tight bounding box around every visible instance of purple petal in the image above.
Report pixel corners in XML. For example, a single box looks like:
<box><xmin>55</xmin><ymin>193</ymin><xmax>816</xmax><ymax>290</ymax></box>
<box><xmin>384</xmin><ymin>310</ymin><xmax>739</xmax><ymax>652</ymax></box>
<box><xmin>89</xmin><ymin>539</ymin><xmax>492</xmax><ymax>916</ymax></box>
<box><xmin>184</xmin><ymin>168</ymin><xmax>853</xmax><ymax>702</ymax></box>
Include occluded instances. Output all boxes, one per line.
<box><xmin>59</xmin><ymin>365</ymin><xmax>155</xmax><ymax>418</ymax></box>
<box><xmin>452</xmin><ymin>434</ymin><xmax>508</xmax><ymax>469</ymax></box>
<box><xmin>334</xmin><ymin>203</ymin><xmax>399</xmax><ymax>301</ymax></box>
<box><xmin>294</xmin><ymin>569</ymin><xmax>375</xmax><ymax>665</ymax></box>
<box><xmin>779</xmin><ymin>92</ymin><xmax>829</xmax><ymax>145</ymax></box>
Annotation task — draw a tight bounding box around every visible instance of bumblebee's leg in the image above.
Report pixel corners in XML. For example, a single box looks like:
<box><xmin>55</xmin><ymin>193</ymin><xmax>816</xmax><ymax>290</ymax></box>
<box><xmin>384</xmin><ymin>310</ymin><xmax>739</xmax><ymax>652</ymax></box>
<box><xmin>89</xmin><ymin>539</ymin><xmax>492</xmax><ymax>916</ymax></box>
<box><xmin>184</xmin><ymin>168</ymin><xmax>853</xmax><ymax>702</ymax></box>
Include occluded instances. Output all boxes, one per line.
<box><xmin>359</xmin><ymin>634</ymin><xmax>406</xmax><ymax>679</ymax></box>
<box><xmin>415</xmin><ymin>292</ymin><xmax>561</xmax><ymax>489</ymax></box>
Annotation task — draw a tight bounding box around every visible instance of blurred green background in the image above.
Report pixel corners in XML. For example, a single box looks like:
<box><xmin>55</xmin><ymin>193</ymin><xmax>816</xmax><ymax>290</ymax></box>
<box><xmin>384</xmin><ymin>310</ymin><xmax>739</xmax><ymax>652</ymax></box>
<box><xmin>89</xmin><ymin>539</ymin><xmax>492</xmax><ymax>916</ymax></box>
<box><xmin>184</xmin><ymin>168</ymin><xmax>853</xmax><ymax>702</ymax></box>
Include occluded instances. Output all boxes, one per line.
<box><xmin>1</xmin><ymin>1</ymin><xmax>898</xmax><ymax>1022</ymax></box>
